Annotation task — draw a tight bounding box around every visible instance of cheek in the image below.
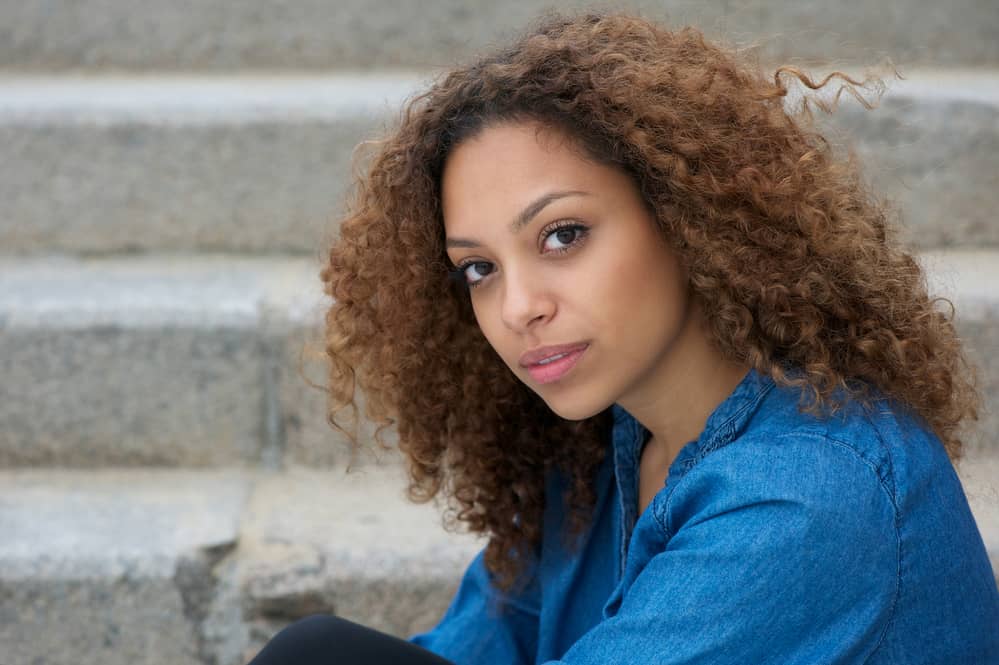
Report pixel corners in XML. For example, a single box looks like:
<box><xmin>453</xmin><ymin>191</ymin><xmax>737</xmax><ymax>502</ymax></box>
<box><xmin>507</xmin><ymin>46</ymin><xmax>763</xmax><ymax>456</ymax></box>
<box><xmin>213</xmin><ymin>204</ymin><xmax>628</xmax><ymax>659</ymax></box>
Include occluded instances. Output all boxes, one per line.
<box><xmin>599</xmin><ymin>242</ymin><xmax>688</xmax><ymax>331</ymax></box>
<box><xmin>471</xmin><ymin>302</ymin><xmax>490</xmax><ymax>337</ymax></box>
<box><xmin>590</xmin><ymin>248</ymin><xmax>650</xmax><ymax>317</ymax></box>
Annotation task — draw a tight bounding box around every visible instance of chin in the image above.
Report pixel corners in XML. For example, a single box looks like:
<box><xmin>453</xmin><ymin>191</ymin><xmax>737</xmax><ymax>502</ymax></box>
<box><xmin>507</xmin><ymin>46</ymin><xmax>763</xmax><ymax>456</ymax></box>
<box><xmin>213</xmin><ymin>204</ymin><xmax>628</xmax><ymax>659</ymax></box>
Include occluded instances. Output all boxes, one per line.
<box><xmin>540</xmin><ymin>393</ymin><xmax>608</xmax><ymax>422</ymax></box>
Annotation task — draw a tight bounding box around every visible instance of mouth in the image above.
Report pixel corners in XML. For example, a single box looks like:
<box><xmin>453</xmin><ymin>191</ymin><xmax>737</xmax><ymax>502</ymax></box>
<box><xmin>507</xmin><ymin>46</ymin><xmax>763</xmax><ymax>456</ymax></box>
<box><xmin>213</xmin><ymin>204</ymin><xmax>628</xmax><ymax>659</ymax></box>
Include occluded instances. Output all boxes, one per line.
<box><xmin>524</xmin><ymin>344</ymin><xmax>589</xmax><ymax>385</ymax></box>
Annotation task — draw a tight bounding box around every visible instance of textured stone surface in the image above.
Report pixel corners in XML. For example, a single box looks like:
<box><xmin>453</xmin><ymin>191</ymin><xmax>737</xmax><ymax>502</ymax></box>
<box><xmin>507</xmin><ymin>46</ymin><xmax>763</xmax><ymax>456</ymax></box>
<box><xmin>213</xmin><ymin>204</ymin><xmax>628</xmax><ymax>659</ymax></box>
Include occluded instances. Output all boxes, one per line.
<box><xmin>279</xmin><ymin>320</ymin><xmax>404</xmax><ymax>469</ymax></box>
<box><xmin>1</xmin><ymin>579</ymin><xmax>205</xmax><ymax>665</ymax></box>
<box><xmin>0</xmin><ymin>0</ymin><xmax>997</xmax><ymax>71</ymax></box>
<box><xmin>0</xmin><ymin>256</ymin><xmax>311</xmax><ymax>467</ymax></box>
<box><xmin>0</xmin><ymin>470</ymin><xmax>250</xmax><ymax>665</ymax></box>
<box><xmin>1</xmin><ymin>251</ymin><xmax>997</xmax><ymax>468</ymax></box>
<box><xmin>0</xmin><ymin>461</ymin><xmax>992</xmax><ymax>665</ymax></box>
<box><xmin>955</xmin><ymin>454</ymin><xmax>999</xmax><ymax>587</ymax></box>
<box><xmin>0</xmin><ymin>71</ymin><xmax>997</xmax><ymax>254</ymax></box>
<box><xmin>917</xmin><ymin>251</ymin><xmax>999</xmax><ymax>458</ymax></box>
<box><xmin>236</xmin><ymin>467</ymin><xmax>483</xmax><ymax>660</ymax></box>
<box><xmin>0</xmin><ymin>328</ymin><xmax>262</xmax><ymax>467</ymax></box>
<box><xmin>959</xmin><ymin>319</ymin><xmax>999</xmax><ymax>457</ymax></box>
<box><xmin>817</xmin><ymin>73</ymin><xmax>999</xmax><ymax>248</ymax></box>
<box><xmin>0</xmin><ymin>75</ymin><xmax>415</xmax><ymax>255</ymax></box>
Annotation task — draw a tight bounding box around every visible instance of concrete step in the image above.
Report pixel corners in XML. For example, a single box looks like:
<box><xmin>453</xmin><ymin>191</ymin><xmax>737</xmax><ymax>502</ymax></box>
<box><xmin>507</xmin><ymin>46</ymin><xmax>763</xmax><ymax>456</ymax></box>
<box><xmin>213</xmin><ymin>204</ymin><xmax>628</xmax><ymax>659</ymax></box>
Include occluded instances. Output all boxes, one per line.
<box><xmin>1</xmin><ymin>460</ymin><xmax>996</xmax><ymax>665</ymax></box>
<box><xmin>1</xmin><ymin>70</ymin><xmax>997</xmax><ymax>255</ymax></box>
<box><xmin>1</xmin><ymin>0</ymin><xmax>996</xmax><ymax>72</ymax></box>
<box><xmin>237</xmin><ymin>467</ymin><xmax>483</xmax><ymax>661</ymax></box>
<box><xmin>0</xmin><ymin>73</ymin><xmax>415</xmax><ymax>256</ymax></box>
<box><xmin>0</xmin><ymin>251</ymin><xmax>999</xmax><ymax>468</ymax></box>
<box><xmin>1</xmin><ymin>250</ymin><xmax>998</xmax><ymax>469</ymax></box>
<box><xmin>0</xmin><ymin>466</ymin><xmax>483</xmax><ymax>665</ymax></box>
<box><xmin>0</xmin><ymin>254</ymin><xmax>387</xmax><ymax>468</ymax></box>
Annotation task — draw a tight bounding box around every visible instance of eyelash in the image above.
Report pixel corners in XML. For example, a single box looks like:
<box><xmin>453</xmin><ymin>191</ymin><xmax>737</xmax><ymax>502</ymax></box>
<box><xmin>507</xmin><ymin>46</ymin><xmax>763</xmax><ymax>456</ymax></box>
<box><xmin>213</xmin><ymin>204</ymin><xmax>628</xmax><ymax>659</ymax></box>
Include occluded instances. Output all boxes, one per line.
<box><xmin>448</xmin><ymin>220</ymin><xmax>590</xmax><ymax>290</ymax></box>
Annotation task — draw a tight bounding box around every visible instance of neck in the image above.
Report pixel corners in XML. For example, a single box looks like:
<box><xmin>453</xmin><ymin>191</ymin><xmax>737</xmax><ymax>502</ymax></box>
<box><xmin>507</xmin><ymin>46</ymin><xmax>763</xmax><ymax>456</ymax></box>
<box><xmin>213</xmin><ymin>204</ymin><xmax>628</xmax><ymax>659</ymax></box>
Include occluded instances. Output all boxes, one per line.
<box><xmin>616</xmin><ymin>297</ymin><xmax>751</xmax><ymax>464</ymax></box>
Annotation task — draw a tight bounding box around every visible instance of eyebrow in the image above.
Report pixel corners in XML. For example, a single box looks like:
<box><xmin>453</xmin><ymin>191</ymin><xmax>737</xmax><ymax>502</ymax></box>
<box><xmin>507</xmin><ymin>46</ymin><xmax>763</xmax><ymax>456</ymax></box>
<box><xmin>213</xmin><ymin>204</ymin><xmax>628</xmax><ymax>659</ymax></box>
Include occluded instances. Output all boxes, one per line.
<box><xmin>445</xmin><ymin>189</ymin><xmax>590</xmax><ymax>249</ymax></box>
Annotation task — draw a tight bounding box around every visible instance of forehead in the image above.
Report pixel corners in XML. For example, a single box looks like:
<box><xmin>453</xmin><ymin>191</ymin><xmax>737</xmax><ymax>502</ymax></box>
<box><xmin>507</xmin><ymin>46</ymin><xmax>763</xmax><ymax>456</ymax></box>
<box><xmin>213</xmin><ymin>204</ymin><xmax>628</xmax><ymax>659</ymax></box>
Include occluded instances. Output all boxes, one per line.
<box><xmin>444</xmin><ymin>121</ymin><xmax>585</xmax><ymax>176</ymax></box>
<box><xmin>441</xmin><ymin>121</ymin><xmax>609</xmax><ymax>219</ymax></box>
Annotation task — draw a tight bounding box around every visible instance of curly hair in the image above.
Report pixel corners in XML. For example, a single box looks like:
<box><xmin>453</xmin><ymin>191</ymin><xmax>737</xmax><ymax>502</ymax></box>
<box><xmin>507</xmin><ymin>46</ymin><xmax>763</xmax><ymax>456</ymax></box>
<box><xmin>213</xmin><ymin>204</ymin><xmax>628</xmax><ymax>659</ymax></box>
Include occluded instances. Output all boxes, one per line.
<box><xmin>319</xmin><ymin>9</ymin><xmax>982</xmax><ymax>594</ymax></box>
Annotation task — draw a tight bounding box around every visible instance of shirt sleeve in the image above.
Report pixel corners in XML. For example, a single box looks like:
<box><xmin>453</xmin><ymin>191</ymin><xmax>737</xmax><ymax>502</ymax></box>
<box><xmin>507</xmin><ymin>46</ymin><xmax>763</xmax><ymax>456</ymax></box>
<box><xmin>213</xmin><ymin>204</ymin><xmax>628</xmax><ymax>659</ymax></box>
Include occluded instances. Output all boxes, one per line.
<box><xmin>543</xmin><ymin>433</ymin><xmax>899</xmax><ymax>665</ymax></box>
<box><xmin>406</xmin><ymin>543</ymin><xmax>542</xmax><ymax>665</ymax></box>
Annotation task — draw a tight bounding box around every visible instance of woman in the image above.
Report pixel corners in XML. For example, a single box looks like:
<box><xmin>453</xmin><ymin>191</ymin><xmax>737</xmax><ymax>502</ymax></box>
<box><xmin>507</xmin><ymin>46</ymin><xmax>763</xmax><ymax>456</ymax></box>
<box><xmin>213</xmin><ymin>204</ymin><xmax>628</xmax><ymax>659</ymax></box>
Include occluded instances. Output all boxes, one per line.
<box><xmin>249</xmin><ymin>10</ymin><xmax>999</xmax><ymax>665</ymax></box>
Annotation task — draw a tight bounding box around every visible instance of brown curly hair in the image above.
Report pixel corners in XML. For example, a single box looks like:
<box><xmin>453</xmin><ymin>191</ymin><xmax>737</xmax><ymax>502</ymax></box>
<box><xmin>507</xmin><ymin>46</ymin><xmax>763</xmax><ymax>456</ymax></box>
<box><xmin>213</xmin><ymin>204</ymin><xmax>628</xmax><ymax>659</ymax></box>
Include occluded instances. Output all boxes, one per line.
<box><xmin>319</xmin><ymin>9</ymin><xmax>982</xmax><ymax>594</ymax></box>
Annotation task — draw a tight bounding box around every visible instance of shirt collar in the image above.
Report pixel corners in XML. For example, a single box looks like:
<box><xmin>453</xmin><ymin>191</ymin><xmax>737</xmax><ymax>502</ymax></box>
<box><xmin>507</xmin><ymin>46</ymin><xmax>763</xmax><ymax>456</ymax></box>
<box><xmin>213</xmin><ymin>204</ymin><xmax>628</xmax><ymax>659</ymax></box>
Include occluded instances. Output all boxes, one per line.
<box><xmin>610</xmin><ymin>365</ymin><xmax>778</xmax><ymax>474</ymax></box>
<box><xmin>606</xmin><ymin>366</ymin><xmax>779</xmax><ymax>575</ymax></box>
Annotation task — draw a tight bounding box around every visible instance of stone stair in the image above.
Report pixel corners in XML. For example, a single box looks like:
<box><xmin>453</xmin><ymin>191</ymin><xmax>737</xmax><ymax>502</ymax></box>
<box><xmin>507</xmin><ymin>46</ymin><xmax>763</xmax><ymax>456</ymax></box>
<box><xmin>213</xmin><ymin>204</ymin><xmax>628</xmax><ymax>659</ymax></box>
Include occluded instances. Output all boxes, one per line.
<box><xmin>2</xmin><ymin>2</ymin><xmax>998</xmax><ymax>663</ymax></box>
<box><xmin>0</xmin><ymin>467</ymin><xmax>483</xmax><ymax>665</ymax></box>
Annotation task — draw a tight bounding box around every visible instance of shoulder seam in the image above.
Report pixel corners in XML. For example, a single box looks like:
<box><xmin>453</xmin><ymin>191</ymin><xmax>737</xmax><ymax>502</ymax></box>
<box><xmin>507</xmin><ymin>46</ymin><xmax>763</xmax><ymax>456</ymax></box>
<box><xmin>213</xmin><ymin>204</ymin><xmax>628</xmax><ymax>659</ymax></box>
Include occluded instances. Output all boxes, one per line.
<box><xmin>655</xmin><ymin>430</ymin><xmax>902</xmax><ymax>662</ymax></box>
<box><xmin>813</xmin><ymin>432</ymin><xmax>901</xmax><ymax>664</ymax></box>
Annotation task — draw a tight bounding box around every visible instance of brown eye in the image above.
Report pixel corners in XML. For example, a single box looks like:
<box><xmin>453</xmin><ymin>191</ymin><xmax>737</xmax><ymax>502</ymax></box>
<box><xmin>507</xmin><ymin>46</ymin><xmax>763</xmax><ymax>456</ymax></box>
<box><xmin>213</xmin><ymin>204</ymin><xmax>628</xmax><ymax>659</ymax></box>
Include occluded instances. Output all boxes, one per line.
<box><xmin>463</xmin><ymin>261</ymin><xmax>494</xmax><ymax>288</ymax></box>
<box><xmin>542</xmin><ymin>223</ymin><xmax>589</xmax><ymax>253</ymax></box>
<box><xmin>556</xmin><ymin>228</ymin><xmax>577</xmax><ymax>244</ymax></box>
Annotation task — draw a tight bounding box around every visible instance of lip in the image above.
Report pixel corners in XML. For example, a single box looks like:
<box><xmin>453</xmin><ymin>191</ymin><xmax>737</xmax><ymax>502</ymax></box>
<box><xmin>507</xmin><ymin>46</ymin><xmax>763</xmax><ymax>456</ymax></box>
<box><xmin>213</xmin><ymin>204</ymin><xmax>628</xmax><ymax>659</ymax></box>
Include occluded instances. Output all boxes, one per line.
<box><xmin>519</xmin><ymin>341</ymin><xmax>590</xmax><ymax>368</ymax></box>
<box><xmin>524</xmin><ymin>345</ymin><xmax>588</xmax><ymax>385</ymax></box>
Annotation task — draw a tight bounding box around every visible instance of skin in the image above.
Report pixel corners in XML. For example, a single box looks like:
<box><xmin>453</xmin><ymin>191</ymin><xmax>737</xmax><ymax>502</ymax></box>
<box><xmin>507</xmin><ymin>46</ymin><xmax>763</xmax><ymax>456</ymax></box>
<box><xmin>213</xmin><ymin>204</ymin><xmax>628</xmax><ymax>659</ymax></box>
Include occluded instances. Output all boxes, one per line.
<box><xmin>442</xmin><ymin>120</ymin><xmax>751</xmax><ymax>514</ymax></box>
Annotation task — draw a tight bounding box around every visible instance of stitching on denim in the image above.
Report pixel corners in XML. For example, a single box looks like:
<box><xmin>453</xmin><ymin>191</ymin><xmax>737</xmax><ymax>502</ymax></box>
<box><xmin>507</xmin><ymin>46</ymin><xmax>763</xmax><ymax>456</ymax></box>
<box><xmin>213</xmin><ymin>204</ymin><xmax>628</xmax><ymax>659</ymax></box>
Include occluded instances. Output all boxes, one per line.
<box><xmin>618</xmin><ymin>415</ymin><xmax>646</xmax><ymax>577</ymax></box>
<box><xmin>653</xmin><ymin>378</ymin><xmax>777</xmax><ymax>533</ymax></box>
<box><xmin>796</xmin><ymin>431</ymin><xmax>899</xmax><ymax>509</ymax></box>
<box><xmin>654</xmin><ymin>427</ymin><xmax>902</xmax><ymax>656</ymax></box>
<box><xmin>856</xmin><ymin>428</ymin><xmax>901</xmax><ymax>664</ymax></box>
<box><xmin>697</xmin><ymin>378</ymin><xmax>777</xmax><ymax>460</ymax></box>
<box><xmin>775</xmin><ymin>431</ymin><xmax>901</xmax><ymax>664</ymax></box>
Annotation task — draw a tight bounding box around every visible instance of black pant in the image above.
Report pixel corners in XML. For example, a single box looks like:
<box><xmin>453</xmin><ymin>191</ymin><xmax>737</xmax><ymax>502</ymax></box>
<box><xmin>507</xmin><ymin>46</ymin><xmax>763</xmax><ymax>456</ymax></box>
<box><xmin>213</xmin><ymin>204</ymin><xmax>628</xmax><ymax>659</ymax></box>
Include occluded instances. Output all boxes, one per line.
<box><xmin>247</xmin><ymin>614</ymin><xmax>458</xmax><ymax>665</ymax></box>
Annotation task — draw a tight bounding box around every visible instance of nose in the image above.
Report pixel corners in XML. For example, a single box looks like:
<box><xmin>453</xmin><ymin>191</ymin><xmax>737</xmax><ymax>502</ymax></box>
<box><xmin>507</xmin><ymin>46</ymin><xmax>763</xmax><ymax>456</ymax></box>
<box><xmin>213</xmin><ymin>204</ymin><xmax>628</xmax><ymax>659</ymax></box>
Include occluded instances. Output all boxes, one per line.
<box><xmin>500</xmin><ymin>263</ymin><xmax>555</xmax><ymax>333</ymax></box>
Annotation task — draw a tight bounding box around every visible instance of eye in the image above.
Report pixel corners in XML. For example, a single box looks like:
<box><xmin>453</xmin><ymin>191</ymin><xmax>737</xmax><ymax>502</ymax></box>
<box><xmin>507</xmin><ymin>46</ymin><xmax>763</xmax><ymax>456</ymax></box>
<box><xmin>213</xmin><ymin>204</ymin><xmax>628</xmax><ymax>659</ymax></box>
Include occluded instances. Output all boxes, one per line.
<box><xmin>454</xmin><ymin>260</ymin><xmax>494</xmax><ymax>288</ymax></box>
<box><xmin>542</xmin><ymin>222</ymin><xmax>588</xmax><ymax>253</ymax></box>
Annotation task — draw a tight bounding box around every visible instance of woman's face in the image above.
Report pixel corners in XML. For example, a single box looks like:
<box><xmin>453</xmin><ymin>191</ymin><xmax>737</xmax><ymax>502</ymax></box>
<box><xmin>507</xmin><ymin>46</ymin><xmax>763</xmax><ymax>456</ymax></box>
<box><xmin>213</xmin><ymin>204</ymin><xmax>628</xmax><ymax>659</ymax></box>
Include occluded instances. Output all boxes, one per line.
<box><xmin>441</xmin><ymin>120</ymin><xmax>698</xmax><ymax>421</ymax></box>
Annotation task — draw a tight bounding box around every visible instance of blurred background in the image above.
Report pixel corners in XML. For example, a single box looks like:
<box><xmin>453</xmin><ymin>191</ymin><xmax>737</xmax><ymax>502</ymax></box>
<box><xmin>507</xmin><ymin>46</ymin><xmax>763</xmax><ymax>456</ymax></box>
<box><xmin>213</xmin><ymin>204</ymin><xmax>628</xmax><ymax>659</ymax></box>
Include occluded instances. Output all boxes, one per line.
<box><xmin>0</xmin><ymin>1</ymin><xmax>997</xmax><ymax>663</ymax></box>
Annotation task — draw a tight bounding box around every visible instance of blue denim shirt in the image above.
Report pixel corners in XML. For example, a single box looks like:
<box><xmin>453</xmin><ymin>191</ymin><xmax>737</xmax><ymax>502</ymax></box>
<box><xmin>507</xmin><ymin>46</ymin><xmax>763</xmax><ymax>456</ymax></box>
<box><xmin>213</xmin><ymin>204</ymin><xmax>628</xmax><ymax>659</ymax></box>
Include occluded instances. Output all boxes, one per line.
<box><xmin>407</xmin><ymin>367</ymin><xmax>999</xmax><ymax>663</ymax></box>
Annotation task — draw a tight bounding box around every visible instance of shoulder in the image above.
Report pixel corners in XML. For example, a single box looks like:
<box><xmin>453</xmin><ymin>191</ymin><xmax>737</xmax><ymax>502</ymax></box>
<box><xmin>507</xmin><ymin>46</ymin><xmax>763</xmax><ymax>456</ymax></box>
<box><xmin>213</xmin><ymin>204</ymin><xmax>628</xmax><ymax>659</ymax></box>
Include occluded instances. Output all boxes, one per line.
<box><xmin>649</xmin><ymin>416</ymin><xmax>900</xmax><ymax>639</ymax></box>
<box><xmin>655</xmin><ymin>380</ymin><xmax>908</xmax><ymax>551</ymax></box>
<box><xmin>706</xmin><ymin>372</ymin><xmax>945</xmax><ymax>502</ymax></box>
<box><xmin>659</xmin><ymin>424</ymin><xmax>899</xmax><ymax>538</ymax></box>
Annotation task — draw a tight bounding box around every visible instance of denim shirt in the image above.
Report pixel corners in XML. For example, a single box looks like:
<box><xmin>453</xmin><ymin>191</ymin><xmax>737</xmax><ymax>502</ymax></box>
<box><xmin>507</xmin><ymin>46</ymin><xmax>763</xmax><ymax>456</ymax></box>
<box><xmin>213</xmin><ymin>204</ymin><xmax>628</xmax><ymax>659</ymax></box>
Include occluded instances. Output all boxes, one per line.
<box><xmin>406</xmin><ymin>367</ymin><xmax>999</xmax><ymax>664</ymax></box>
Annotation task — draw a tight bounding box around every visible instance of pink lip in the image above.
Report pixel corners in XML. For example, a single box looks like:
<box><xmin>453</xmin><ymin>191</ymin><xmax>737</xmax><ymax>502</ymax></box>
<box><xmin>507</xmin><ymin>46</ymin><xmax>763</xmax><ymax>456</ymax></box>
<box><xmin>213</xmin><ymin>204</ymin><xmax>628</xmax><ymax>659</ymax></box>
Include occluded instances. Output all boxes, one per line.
<box><xmin>525</xmin><ymin>345</ymin><xmax>588</xmax><ymax>385</ymax></box>
<box><xmin>519</xmin><ymin>342</ymin><xmax>589</xmax><ymax>367</ymax></box>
